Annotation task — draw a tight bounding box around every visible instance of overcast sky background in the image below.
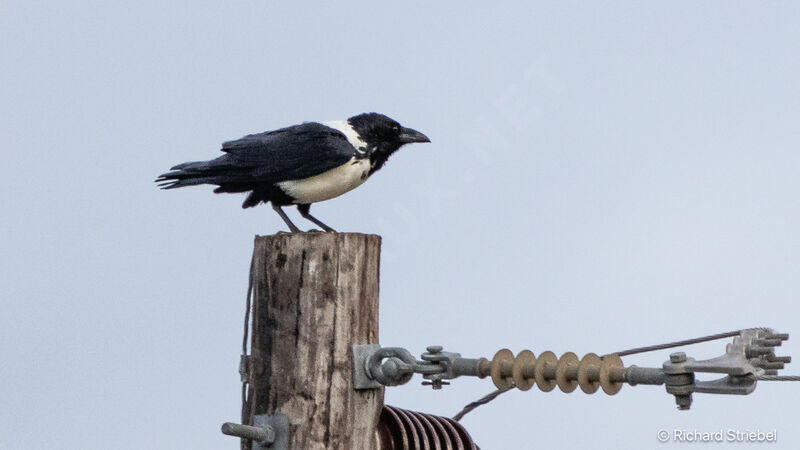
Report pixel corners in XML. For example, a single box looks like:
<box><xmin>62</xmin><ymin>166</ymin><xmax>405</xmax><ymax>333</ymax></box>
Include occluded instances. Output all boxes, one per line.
<box><xmin>2</xmin><ymin>1</ymin><xmax>799</xmax><ymax>449</ymax></box>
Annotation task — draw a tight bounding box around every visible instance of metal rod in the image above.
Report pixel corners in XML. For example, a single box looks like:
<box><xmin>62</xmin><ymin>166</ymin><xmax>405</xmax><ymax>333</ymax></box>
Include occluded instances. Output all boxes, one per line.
<box><xmin>221</xmin><ymin>422</ymin><xmax>275</xmax><ymax>445</ymax></box>
<box><xmin>625</xmin><ymin>366</ymin><xmax>665</xmax><ymax>386</ymax></box>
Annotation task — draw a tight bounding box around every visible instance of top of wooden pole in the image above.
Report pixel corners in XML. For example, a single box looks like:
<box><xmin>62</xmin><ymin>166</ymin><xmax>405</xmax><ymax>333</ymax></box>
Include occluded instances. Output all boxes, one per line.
<box><xmin>255</xmin><ymin>231</ymin><xmax>381</xmax><ymax>244</ymax></box>
<box><xmin>247</xmin><ymin>231</ymin><xmax>383</xmax><ymax>449</ymax></box>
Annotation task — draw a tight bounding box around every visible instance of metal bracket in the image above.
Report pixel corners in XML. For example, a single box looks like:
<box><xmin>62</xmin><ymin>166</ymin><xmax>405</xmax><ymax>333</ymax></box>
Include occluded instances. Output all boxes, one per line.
<box><xmin>239</xmin><ymin>354</ymin><xmax>251</xmax><ymax>382</ymax></box>
<box><xmin>695</xmin><ymin>375</ymin><xmax>756</xmax><ymax>395</ymax></box>
<box><xmin>661</xmin><ymin>328</ymin><xmax>790</xmax><ymax>409</ymax></box>
<box><xmin>221</xmin><ymin>413</ymin><xmax>289</xmax><ymax>450</ymax></box>
<box><xmin>353</xmin><ymin>344</ymin><xmax>382</xmax><ymax>389</ymax></box>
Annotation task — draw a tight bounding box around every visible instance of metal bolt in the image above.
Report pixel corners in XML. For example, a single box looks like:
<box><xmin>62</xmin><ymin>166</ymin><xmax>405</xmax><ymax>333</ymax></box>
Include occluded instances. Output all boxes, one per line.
<box><xmin>767</xmin><ymin>355</ymin><xmax>791</xmax><ymax>363</ymax></box>
<box><xmin>427</xmin><ymin>345</ymin><xmax>443</xmax><ymax>354</ymax></box>
<box><xmin>675</xmin><ymin>394</ymin><xmax>692</xmax><ymax>410</ymax></box>
<box><xmin>762</xmin><ymin>362</ymin><xmax>785</xmax><ymax>370</ymax></box>
<box><xmin>670</xmin><ymin>352</ymin><xmax>686</xmax><ymax>363</ymax></box>
<box><xmin>381</xmin><ymin>357</ymin><xmax>414</xmax><ymax>381</ymax></box>
<box><xmin>768</xmin><ymin>333</ymin><xmax>789</xmax><ymax>341</ymax></box>
<box><xmin>753</xmin><ymin>338</ymin><xmax>782</xmax><ymax>347</ymax></box>
<box><xmin>422</xmin><ymin>378</ymin><xmax>450</xmax><ymax>390</ymax></box>
<box><xmin>748</xmin><ymin>346</ymin><xmax>774</xmax><ymax>356</ymax></box>
<box><xmin>221</xmin><ymin>422</ymin><xmax>275</xmax><ymax>445</ymax></box>
<box><xmin>383</xmin><ymin>358</ymin><xmax>401</xmax><ymax>378</ymax></box>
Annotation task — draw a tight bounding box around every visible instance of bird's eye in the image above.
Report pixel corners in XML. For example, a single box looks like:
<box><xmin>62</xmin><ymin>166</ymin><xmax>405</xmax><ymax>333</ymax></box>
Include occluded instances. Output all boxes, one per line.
<box><xmin>392</xmin><ymin>125</ymin><xmax>400</xmax><ymax>132</ymax></box>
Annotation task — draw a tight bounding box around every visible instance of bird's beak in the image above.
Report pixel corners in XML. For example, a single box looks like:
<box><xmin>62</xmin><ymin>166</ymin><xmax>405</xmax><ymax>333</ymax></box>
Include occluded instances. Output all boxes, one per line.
<box><xmin>398</xmin><ymin>127</ymin><xmax>431</xmax><ymax>144</ymax></box>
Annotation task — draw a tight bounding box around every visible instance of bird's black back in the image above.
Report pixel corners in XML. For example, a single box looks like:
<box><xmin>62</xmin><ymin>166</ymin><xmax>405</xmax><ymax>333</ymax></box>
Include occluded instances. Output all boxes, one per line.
<box><xmin>218</xmin><ymin>122</ymin><xmax>357</xmax><ymax>182</ymax></box>
<box><xmin>156</xmin><ymin>122</ymin><xmax>358</xmax><ymax>208</ymax></box>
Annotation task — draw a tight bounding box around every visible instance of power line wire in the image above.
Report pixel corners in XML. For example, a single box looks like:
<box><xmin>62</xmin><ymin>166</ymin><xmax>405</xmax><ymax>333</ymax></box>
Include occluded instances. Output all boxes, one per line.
<box><xmin>756</xmin><ymin>375</ymin><xmax>800</xmax><ymax>381</ymax></box>
<box><xmin>239</xmin><ymin>256</ymin><xmax>255</xmax><ymax>450</ymax></box>
<box><xmin>610</xmin><ymin>327</ymin><xmax>769</xmax><ymax>357</ymax></box>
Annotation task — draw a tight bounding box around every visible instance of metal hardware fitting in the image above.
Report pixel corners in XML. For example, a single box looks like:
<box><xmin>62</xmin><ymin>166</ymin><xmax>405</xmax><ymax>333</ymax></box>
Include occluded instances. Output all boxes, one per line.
<box><xmin>662</xmin><ymin>328</ymin><xmax>790</xmax><ymax>409</ymax></box>
<box><xmin>352</xmin><ymin>329</ymin><xmax>791</xmax><ymax>409</ymax></box>
<box><xmin>239</xmin><ymin>355</ymin><xmax>251</xmax><ymax>382</ymax></box>
<box><xmin>221</xmin><ymin>413</ymin><xmax>289</xmax><ymax>450</ymax></box>
<box><xmin>352</xmin><ymin>344</ymin><xmax>486</xmax><ymax>390</ymax></box>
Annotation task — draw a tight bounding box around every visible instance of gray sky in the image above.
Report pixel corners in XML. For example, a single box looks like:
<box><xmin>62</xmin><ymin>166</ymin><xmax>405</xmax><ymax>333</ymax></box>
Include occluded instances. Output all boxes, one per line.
<box><xmin>2</xmin><ymin>1</ymin><xmax>799</xmax><ymax>449</ymax></box>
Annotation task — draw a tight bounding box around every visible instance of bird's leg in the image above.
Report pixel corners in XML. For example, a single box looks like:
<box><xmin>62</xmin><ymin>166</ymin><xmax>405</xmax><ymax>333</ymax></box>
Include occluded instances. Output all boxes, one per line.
<box><xmin>297</xmin><ymin>204</ymin><xmax>336</xmax><ymax>232</ymax></box>
<box><xmin>272</xmin><ymin>203</ymin><xmax>301</xmax><ymax>233</ymax></box>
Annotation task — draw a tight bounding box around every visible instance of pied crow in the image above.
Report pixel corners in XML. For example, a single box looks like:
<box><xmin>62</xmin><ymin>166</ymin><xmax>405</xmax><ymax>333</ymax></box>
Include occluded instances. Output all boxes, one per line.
<box><xmin>156</xmin><ymin>112</ymin><xmax>430</xmax><ymax>232</ymax></box>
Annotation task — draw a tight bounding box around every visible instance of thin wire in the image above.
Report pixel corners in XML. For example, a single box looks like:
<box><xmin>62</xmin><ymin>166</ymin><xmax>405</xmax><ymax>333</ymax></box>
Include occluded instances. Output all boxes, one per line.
<box><xmin>756</xmin><ymin>375</ymin><xmax>800</xmax><ymax>381</ymax></box>
<box><xmin>242</xmin><ymin>257</ymin><xmax>255</xmax><ymax>369</ymax></box>
<box><xmin>452</xmin><ymin>327</ymin><xmax>771</xmax><ymax>421</ymax></box>
<box><xmin>241</xmin><ymin>255</ymin><xmax>255</xmax><ymax>423</ymax></box>
<box><xmin>452</xmin><ymin>385</ymin><xmax>515</xmax><ymax>421</ymax></box>
<box><xmin>609</xmin><ymin>327</ymin><xmax>769</xmax><ymax>357</ymax></box>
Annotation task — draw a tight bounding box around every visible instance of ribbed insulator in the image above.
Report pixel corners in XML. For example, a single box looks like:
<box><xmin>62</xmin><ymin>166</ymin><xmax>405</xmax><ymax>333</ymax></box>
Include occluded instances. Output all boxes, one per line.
<box><xmin>487</xmin><ymin>349</ymin><xmax>625</xmax><ymax>395</ymax></box>
<box><xmin>377</xmin><ymin>405</ymin><xmax>478</xmax><ymax>450</ymax></box>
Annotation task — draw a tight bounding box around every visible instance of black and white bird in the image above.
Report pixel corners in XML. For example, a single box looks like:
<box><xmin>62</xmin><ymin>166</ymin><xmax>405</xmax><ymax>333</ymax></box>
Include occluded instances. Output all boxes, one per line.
<box><xmin>156</xmin><ymin>113</ymin><xmax>430</xmax><ymax>232</ymax></box>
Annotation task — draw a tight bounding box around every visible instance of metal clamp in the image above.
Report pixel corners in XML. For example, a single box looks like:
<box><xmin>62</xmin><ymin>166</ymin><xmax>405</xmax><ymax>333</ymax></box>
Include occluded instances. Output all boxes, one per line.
<box><xmin>662</xmin><ymin>329</ymin><xmax>790</xmax><ymax>409</ymax></box>
<box><xmin>353</xmin><ymin>344</ymin><xmax>486</xmax><ymax>390</ymax></box>
<box><xmin>420</xmin><ymin>345</ymin><xmax>486</xmax><ymax>389</ymax></box>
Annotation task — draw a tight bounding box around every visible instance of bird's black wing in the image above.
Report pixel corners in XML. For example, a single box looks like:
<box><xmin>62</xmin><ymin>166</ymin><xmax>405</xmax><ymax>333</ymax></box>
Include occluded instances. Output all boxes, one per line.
<box><xmin>216</xmin><ymin>122</ymin><xmax>356</xmax><ymax>183</ymax></box>
<box><xmin>155</xmin><ymin>122</ymin><xmax>356</xmax><ymax>199</ymax></box>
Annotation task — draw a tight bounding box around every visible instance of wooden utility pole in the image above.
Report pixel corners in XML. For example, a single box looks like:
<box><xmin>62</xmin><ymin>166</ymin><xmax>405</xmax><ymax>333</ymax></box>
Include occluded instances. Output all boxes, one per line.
<box><xmin>245</xmin><ymin>232</ymin><xmax>383</xmax><ymax>449</ymax></box>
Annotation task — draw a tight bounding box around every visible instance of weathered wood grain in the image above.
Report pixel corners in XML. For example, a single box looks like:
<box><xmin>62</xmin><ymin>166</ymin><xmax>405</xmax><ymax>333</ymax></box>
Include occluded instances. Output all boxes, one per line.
<box><xmin>246</xmin><ymin>232</ymin><xmax>383</xmax><ymax>449</ymax></box>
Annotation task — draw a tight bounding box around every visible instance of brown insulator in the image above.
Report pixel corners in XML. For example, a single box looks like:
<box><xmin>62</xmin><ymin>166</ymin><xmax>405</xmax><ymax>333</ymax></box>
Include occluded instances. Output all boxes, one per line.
<box><xmin>409</xmin><ymin>411</ymin><xmax>442</xmax><ymax>450</ymax></box>
<box><xmin>484</xmin><ymin>348</ymin><xmax>628</xmax><ymax>397</ymax></box>
<box><xmin>420</xmin><ymin>412</ymin><xmax>454</xmax><ymax>450</ymax></box>
<box><xmin>490</xmin><ymin>349</ymin><xmax>515</xmax><ymax>389</ymax></box>
<box><xmin>442</xmin><ymin>417</ymin><xmax>478</xmax><ymax>450</ymax></box>
<box><xmin>555</xmin><ymin>352</ymin><xmax>580</xmax><ymax>393</ymax></box>
<box><xmin>599</xmin><ymin>353</ymin><xmax>624</xmax><ymax>395</ymax></box>
<box><xmin>578</xmin><ymin>353</ymin><xmax>602</xmax><ymax>394</ymax></box>
<box><xmin>378</xmin><ymin>406</ymin><xmax>479</xmax><ymax>450</ymax></box>
<box><xmin>379</xmin><ymin>405</ymin><xmax>408</xmax><ymax>449</ymax></box>
<box><xmin>534</xmin><ymin>351</ymin><xmax>558</xmax><ymax>392</ymax></box>
<box><xmin>428</xmin><ymin>414</ymin><xmax>465</xmax><ymax>450</ymax></box>
<box><xmin>394</xmin><ymin>407</ymin><xmax>422</xmax><ymax>449</ymax></box>
<box><xmin>512</xmin><ymin>350</ymin><xmax>537</xmax><ymax>391</ymax></box>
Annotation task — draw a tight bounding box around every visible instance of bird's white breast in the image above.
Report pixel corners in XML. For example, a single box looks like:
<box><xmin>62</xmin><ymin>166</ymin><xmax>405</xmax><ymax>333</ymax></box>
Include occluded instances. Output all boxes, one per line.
<box><xmin>277</xmin><ymin>157</ymin><xmax>371</xmax><ymax>204</ymax></box>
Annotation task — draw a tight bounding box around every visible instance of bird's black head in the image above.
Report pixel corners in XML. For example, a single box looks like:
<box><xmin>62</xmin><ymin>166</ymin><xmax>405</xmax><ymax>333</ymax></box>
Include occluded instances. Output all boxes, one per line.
<box><xmin>347</xmin><ymin>113</ymin><xmax>430</xmax><ymax>175</ymax></box>
<box><xmin>347</xmin><ymin>112</ymin><xmax>430</xmax><ymax>148</ymax></box>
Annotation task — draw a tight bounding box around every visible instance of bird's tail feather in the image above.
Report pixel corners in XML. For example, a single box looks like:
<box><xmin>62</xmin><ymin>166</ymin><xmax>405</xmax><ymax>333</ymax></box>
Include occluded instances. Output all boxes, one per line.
<box><xmin>155</xmin><ymin>159</ymin><xmax>236</xmax><ymax>189</ymax></box>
